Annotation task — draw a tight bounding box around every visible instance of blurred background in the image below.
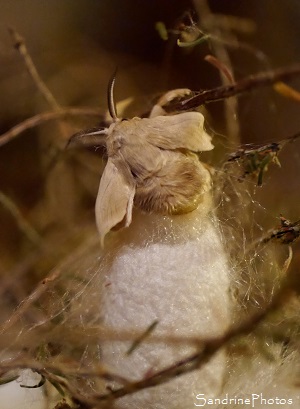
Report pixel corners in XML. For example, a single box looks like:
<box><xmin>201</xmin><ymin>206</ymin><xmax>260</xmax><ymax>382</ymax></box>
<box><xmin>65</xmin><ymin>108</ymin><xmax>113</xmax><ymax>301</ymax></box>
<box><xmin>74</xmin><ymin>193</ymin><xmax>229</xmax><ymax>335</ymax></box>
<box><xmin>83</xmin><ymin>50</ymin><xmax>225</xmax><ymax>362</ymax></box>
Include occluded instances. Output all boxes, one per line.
<box><xmin>0</xmin><ymin>0</ymin><xmax>300</xmax><ymax>337</ymax></box>
<box><xmin>0</xmin><ymin>1</ymin><xmax>300</xmax><ymax>406</ymax></box>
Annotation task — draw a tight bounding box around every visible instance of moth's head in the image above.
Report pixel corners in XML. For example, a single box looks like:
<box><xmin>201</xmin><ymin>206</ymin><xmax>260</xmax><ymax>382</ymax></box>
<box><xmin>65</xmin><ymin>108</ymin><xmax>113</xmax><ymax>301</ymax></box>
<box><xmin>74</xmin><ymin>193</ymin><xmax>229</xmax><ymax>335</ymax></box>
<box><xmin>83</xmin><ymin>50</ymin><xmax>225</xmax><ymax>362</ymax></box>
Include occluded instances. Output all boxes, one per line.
<box><xmin>67</xmin><ymin>71</ymin><xmax>120</xmax><ymax>150</ymax></box>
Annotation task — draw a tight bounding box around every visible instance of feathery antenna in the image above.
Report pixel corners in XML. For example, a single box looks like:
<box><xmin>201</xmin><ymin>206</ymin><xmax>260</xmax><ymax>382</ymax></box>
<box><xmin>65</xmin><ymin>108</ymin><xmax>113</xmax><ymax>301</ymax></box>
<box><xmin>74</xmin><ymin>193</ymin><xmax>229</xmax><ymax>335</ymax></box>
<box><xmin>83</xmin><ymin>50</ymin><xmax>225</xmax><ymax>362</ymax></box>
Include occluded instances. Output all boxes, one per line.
<box><xmin>107</xmin><ymin>69</ymin><xmax>118</xmax><ymax>121</ymax></box>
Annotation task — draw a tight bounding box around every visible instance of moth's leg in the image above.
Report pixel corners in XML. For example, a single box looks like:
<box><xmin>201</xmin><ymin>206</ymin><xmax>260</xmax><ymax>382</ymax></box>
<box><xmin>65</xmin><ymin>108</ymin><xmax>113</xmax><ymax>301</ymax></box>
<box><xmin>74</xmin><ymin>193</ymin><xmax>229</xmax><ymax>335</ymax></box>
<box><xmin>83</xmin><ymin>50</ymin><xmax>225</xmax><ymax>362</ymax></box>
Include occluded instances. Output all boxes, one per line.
<box><xmin>149</xmin><ymin>88</ymin><xmax>192</xmax><ymax>118</ymax></box>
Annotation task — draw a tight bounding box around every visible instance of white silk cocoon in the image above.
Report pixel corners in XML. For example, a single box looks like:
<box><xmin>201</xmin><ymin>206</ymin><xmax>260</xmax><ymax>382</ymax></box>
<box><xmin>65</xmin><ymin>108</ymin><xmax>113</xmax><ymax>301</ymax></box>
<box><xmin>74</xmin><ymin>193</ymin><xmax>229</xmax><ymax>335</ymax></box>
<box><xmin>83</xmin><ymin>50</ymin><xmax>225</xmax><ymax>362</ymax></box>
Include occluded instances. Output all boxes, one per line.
<box><xmin>99</xmin><ymin>192</ymin><xmax>231</xmax><ymax>408</ymax></box>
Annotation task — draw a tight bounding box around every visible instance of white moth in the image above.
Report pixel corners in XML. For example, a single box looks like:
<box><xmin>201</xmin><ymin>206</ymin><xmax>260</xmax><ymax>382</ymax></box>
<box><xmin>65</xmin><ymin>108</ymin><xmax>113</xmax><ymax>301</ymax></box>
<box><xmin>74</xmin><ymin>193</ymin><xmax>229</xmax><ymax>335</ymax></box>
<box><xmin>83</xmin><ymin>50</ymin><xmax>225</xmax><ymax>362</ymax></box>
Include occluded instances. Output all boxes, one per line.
<box><xmin>84</xmin><ymin>78</ymin><xmax>231</xmax><ymax>408</ymax></box>
<box><xmin>89</xmin><ymin>78</ymin><xmax>214</xmax><ymax>247</ymax></box>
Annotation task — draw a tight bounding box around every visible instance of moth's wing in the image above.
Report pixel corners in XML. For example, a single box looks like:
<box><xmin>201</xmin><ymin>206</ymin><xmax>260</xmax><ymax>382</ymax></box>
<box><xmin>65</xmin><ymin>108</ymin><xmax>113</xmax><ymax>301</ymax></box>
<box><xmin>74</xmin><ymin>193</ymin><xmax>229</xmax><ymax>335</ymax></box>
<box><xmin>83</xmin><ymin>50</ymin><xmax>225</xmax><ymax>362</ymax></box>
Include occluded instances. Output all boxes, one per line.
<box><xmin>95</xmin><ymin>157</ymin><xmax>135</xmax><ymax>246</ymax></box>
<box><xmin>141</xmin><ymin>112</ymin><xmax>214</xmax><ymax>152</ymax></box>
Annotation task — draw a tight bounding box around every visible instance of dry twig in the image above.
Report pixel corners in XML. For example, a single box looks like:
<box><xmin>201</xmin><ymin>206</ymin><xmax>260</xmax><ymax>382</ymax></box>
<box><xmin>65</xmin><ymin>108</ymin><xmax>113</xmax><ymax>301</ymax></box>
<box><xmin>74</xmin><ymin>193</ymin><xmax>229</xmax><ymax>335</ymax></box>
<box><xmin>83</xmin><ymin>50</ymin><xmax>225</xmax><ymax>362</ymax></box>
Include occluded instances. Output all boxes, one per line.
<box><xmin>0</xmin><ymin>233</ymin><xmax>100</xmax><ymax>335</ymax></box>
<box><xmin>0</xmin><ymin>108</ymin><xmax>102</xmax><ymax>147</ymax></box>
<box><xmin>165</xmin><ymin>63</ymin><xmax>300</xmax><ymax>111</ymax></box>
<box><xmin>8</xmin><ymin>27</ymin><xmax>59</xmax><ymax>110</ymax></box>
<box><xmin>193</xmin><ymin>0</ymin><xmax>240</xmax><ymax>145</ymax></box>
<box><xmin>0</xmin><ymin>268</ymin><xmax>61</xmax><ymax>334</ymax></box>
<box><xmin>0</xmin><ymin>191</ymin><xmax>41</xmax><ymax>244</ymax></box>
<box><xmin>2</xmin><ymin>64</ymin><xmax>300</xmax><ymax>149</ymax></box>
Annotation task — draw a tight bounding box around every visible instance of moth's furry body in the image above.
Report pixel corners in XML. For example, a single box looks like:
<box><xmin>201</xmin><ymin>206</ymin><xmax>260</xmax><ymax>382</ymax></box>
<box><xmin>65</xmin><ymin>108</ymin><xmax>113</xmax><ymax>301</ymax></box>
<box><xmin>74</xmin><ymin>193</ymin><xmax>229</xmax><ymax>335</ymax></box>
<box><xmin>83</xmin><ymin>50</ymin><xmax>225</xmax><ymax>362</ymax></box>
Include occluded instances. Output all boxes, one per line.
<box><xmin>134</xmin><ymin>150</ymin><xmax>211</xmax><ymax>214</ymax></box>
<box><xmin>106</xmin><ymin>117</ymin><xmax>211</xmax><ymax>215</ymax></box>
<box><xmin>96</xmin><ymin>112</ymin><xmax>214</xmax><ymax>245</ymax></box>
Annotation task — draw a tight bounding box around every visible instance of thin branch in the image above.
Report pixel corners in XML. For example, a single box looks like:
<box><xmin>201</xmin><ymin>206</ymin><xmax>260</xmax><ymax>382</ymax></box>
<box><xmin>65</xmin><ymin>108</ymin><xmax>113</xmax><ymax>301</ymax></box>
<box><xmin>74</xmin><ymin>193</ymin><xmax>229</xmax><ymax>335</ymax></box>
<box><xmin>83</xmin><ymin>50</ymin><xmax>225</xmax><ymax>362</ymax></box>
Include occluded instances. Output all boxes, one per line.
<box><xmin>205</xmin><ymin>14</ymin><xmax>256</xmax><ymax>34</ymax></box>
<box><xmin>126</xmin><ymin>320</ymin><xmax>159</xmax><ymax>355</ymax></box>
<box><xmin>0</xmin><ymin>233</ymin><xmax>100</xmax><ymax>334</ymax></box>
<box><xmin>8</xmin><ymin>27</ymin><xmax>60</xmax><ymax>110</ymax></box>
<box><xmin>0</xmin><ymin>360</ymin><xmax>130</xmax><ymax>409</ymax></box>
<box><xmin>165</xmin><ymin>63</ymin><xmax>300</xmax><ymax>112</ymax></box>
<box><xmin>0</xmin><ymin>191</ymin><xmax>41</xmax><ymax>245</ymax></box>
<box><xmin>0</xmin><ymin>268</ymin><xmax>61</xmax><ymax>334</ymax></box>
<box><xmin>0</xmin><ymin>323</ymin><xmax>237</xmax><ymax>350</ymax></box>
<box><xmin>8</xmin><ymin>27</ymin><xmax>89</xmax><ymax>145</ymax></box>
<box><xmin>2</xmin><ymin>65</ymin><xmax>300</xmax><ymax>148</ymax></box>
<box><xmin>193</xmin><ymin>0</ymin><xmax>240</xmax><ymax>145</ymax></box>
<box><xmin>0</xmin><ymin>108</ymin><xmax>102</xmax><ymax>147</ymax></box>
<box><xmin>204</xmin><ymin>54</ymin><xmax>234</xmax><ymax>84</ymax></box>
<box><xmin>0</xmin><ymin>361</ymin><xmax>131</xmax><ymax>388</ymax></box>
<box><xmin>0</xmin><ymin>251</ymin><xmax>40</xmax><ymax>298</ymax></box>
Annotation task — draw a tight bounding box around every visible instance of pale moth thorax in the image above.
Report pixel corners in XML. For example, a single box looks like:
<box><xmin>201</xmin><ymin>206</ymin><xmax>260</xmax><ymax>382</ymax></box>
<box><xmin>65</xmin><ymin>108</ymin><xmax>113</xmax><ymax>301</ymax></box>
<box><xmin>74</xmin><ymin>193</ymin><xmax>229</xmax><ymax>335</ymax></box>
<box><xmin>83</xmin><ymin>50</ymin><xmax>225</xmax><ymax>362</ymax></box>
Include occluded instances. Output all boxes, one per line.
<box><xmin>95</xmin><ymin>103</ymin><xmax>214</xmax><ymax>246</ymax></box>
<box><xmin>89</xmin><ymin>85</ymin><xmax>231</xmax><ymax>408</ymax></box>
